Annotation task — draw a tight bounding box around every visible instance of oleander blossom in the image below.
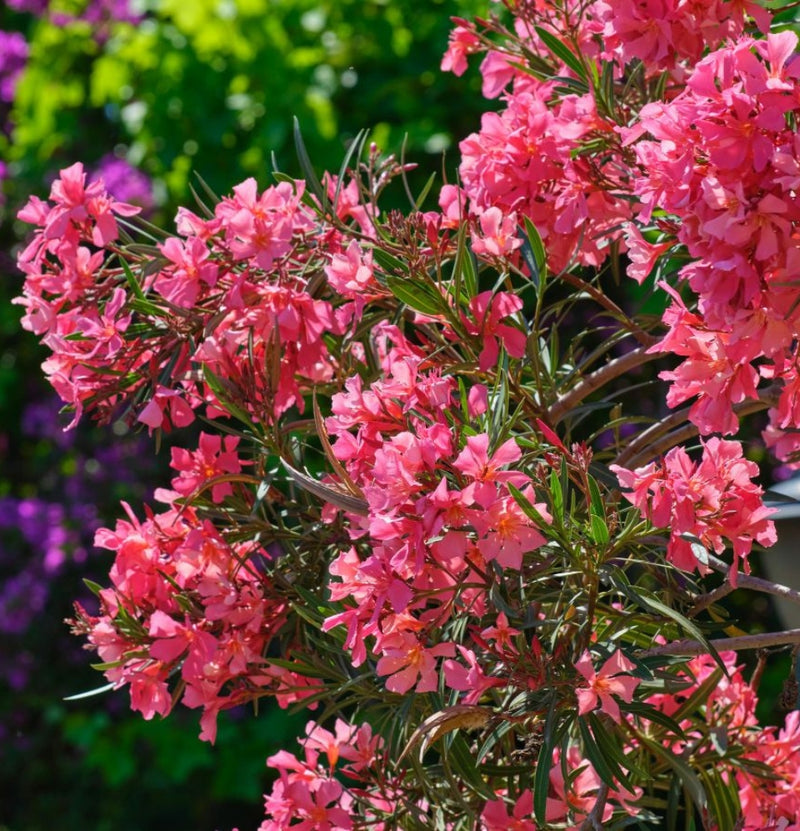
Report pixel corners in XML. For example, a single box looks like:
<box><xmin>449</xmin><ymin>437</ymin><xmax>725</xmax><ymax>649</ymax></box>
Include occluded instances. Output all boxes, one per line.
<box><xmin>574</xmin><ymin>649</ymin><xmax>641</xmax><ymax>723</ymax></box>
<box><xmin>70</xmin><ymin>500</ymin><xmax>314</xmax><ymax>744</ymax></box>
<box><xmin>626</xmin><ymin>32</ymin><xmax>800</xmax><ymax>446</ymax></box>
<box><xmin>611</xmin><ymin>437</ymin><xmax>776</xmax><ymax>580</ymax></box>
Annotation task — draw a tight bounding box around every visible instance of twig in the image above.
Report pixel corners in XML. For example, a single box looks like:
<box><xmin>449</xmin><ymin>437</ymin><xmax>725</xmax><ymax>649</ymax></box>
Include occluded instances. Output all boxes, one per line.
<box><xmin>615</xmin><ymin>386</ymin><xmax>780</xmax><ymax>468</ymax></box>
<box><xmin>705</xmin><ymin>553</ymin><xmax>800</xmax><ymax>606</ymax></box>
<box><xmin>637</xmin><ymin>628</ymin><xmax>800</xmax><ymax>658</ymax></box>
<box><xmin>548</xmin><ymin>346</ymin><xmax>661</xmax><ymax>425</ymax></box>
<box><xmin>580</xmin><ymin>783</ymin><xmax>609</xmax><ymax>830</ymax></box>
<box><xmin>558</xmin><ymin>272</ymin><xmax>657</xmax><ymax>348</ymax></box>
<box><xmin>689</xmin><ymin>581</ymin><xmax>736</xmax><ymax>617</ymax></box>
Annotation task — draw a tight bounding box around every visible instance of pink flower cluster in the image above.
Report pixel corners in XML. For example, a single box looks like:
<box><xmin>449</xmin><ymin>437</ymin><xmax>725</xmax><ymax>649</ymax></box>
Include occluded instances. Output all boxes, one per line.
<box><xmin>321</xmin><ymin>324</ymin><xmax>552</xmax><ymax>695</ymax></box>
<box><xmin>648</xmin><ymin>652</ymin><xmax>800</xmax><ymax>829</ymax></box>
<box><xmin>612</xmin><ymin>437</ymin><xmax>776</xmax><ymax>578</ymax></box>
<box><xmin>456</xmin><ymin>73</ymin><xmax>631</xmax><ymax>273</ymax></box>
<box><xmin>442</xmin><ymin>0</ymin><xmax>770</xmax><ymax>276</ymax></box>
<box><xmin>593</xmin><ymin>0</ymin><xmax>769</xmax><ymax>75</ymax></box>
<box><xmin>480</xmin><ymin>745</ymin><xmax>640</xmax><ymax>829</ymax></box>
<box><xmin>628</xmin><ymin>33</ymin><xmax>800</xmax><ymax>447</ymax></box>
<box><xmin>71</xmin><ymin>443</ymin><xmax>319</xmax><ymax>743</ymax></box>
<box><xmin>14</xmin><ymin>164</ymin><xmax>357</xmax><ymax>429</ymax></box>
<box><xmin>16</xmin><ymin>0</ymin><xmax>800</xmax><ymax>824</ymax></box>
<box><xmin>259</xmin><ymin>719</ymin><xmax>383</xmax><ymax>830</ymax></box>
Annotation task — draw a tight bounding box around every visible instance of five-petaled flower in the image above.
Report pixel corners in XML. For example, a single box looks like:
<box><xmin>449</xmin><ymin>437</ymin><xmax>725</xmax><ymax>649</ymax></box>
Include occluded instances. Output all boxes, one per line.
<box><xmin>574</xmin><ymin>649</ymin><xmax>640</xmax><ymax>723</ymax></box>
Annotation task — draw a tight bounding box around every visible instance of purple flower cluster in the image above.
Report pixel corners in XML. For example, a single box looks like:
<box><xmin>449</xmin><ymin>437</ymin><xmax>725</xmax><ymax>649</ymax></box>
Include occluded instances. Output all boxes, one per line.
<box><xmin>92</xmin><ymin>154</ymin><xmax>155</xmax><ymax>212</ymax></box>
<box><xmin>5</xmin><ymin>0</ymin><xmax>48</xmax><ymax>14</ymax></box>
<box><xmin>0</xmin><ymin>497</ymin><xmax>79</xmax><ymax>642</ymax></box>
<box><xmin>0</xmin><ymin>396</ymin><xmax>159</xmax><ymax>691</ymax></box>
<box><xmin>72</xmin><ymin>0</ymin><xmax>145</xmax><ymax>26</ymax></box>
<box><xmin>7</xmin><ymin>0</ymin><xmax>143</xmax><ymax>24</ymax></box>
<box><xmin>0</xmin><ymin>30</ymin><xmax>28</xmax><ymax>105</ymax></box>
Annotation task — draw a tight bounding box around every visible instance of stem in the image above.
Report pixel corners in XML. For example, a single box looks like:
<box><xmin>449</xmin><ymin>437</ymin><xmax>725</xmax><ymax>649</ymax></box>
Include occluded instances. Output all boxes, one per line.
<box><xmin>705</xmin><ymin>553</ymin><xmax>800</xmax><ymax>607</ymax></box>
<box><xmin>548</xmin><ymin>346</ymin><xmax>661</xmax><ymax>425</ymax></box>
<box><xmin>615</xmin><ymin>386</ymin><xmax>780</xmax><ymax>469</ymax></box>
<box><xmin>688</xmin><ymin>581</ymin><xmax>735</xmax><ymax>618</ymax></box>
<box><xmin>637</xmin><ymin>628</ymin><xmax>800</xmax><ymax>658</ymax></box>
<box><xmin>559</xmin><ymin>271</ymin><xmax>658</xmax><ymax>349</ymax></box>
<box><xmin>579</xmin><ymin>783</ymin><xmax>609</xmax><ymax>831</ymax></box>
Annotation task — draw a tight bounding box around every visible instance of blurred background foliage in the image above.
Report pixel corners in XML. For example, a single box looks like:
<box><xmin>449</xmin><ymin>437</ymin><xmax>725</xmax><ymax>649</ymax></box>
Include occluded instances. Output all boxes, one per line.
<box><xmin>0</xmin><ymin>1</ymin><xmax>487</xmax><ymax>829</ymax></box>
<box><xmin>3</xmin><ymin>0</ymin><xmax>487</xmax><ymax>218</ymax></box>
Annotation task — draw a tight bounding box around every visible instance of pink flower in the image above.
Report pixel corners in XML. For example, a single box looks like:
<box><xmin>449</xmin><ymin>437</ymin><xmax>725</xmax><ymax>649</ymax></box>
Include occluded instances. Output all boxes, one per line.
<box><xmin>473</xmin><ymin>495</ymin><xmax>548</xmax><ymax>570</ymax></box>
<box><xmin>283</xmin><ymin>779</ymin><xmax>354</xmax><ymax>831</ymax></box>
<box><xmin>612</xmin><ymin>437</ymin><xmax>776</xmax><ymax>581</ymax></box>
<box><xmin>443</xmin><ymin>645</ymin><xmax>506</xmax><ymax>703</ymax></box>
<box><xmin>324</xmin><ymin>240</ymin><xmax>376</xmax><ymax>307</ymax></box>
<box><xmin>128</xmin><ymin>661</ymin><xmax>172</xmax><ymax>721</ymax></box>
<box><xmin>462</xmin><ymin>291</ymin><xmax>527</xmax><ymax>371</ymax></box>
<box><xmin>481</xmin><ymin>789</ymin><xmax>536</xmax><ymax>831</ymax></box>
<box><xmin>471</xmin><ymin>207</ymin><xmax>522</xmax><ymax>257</ymax></box>
<box><xmin>375</xmin><ymin>632</ymin><xmax>455</xmax><ymax>694</ymax></box>
<box><xmin>453</xmin><ymin>433</ymin><xmax>527</xmax><ymax>507</ymax></box>
<box><xmin>170</xmin><ymin>432</ymin><xmax>243</xmax><ymax>503</ymax></box>
<box><xmin>154</xmin><ymin>236</ymin><xmax>219</xmax><ymax>308</ymax></box>
<box><xmin>574</xmin><ymin>649</ymin><xmax>640</xmax><ymax>723</ymax></box>
<box><xmin>441</xmin><ymin>22</ymin><xmax>480</xmax><ymax>76</ymax></box>
<box><xmin>137</xmin><ymin>385</ymin><xmax>197</xmax><ymax>432</ymax></box>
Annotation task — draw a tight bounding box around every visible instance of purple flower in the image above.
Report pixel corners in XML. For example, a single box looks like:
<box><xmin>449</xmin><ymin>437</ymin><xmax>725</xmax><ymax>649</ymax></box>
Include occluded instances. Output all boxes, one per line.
<box><xmin>10</xmin><ymin>0</ymin><xmax>144</xmax><ymax>24</ymax></box>
<box><xmin>21</xmin><ymin>397</ymin><xmax>76</xmax><ymax>448</ymax></box>
<box><xmin>0</xmin><ymin>31</ymin><xmax>28</xmax><ymax>105</ymax></box>
<box><xmin>0</xmin><ymin>567</ymin><xmax>49</xmax><ymax>635</ymax></box>
<box><xmin>5</xmin><ymin>0</ymin><xmax>48</xmax><ymax>14</ymax></box>
<box><xmin>51</xmin><ymin>0</ymin><xmax>145</xmax><ymax>29</ymax></box>
<box><xmin>91</xmin><ymin>154</ymin><xmax>154</xmax><ymax>212</ymax></box>
<box><xmin>81</xmin><ymin>0</ymin><xmax>145</xmax><ymax>25</ymax></box>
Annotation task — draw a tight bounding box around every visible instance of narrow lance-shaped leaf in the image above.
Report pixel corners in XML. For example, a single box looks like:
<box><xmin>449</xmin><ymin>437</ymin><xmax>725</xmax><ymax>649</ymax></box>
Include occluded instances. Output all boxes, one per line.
<box><xmin>520</xmin><ymin>215</ymin><xmax>548</xmax><ymax>289</ymax></box>
<box><xmin>534</xmin><ymin>26</ymin><xmax>588</xmax><ymax>81</ymax></box>
<box><xmin>382</xmin><ymin>273</ymin><xmax>448</xmax><ymax>317</ymax></box>
<box><xmin>293</xmin><ymin>116</ymin><xmax>327</xmax><ymax>209</ymax></box>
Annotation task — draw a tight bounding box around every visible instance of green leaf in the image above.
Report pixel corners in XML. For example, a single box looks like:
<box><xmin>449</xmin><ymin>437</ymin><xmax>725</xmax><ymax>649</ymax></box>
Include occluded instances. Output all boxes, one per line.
<box><xmin>534</xmin><ymin>27</ymin><xmax>587</xmax><ymax>81</ymax></box>
<box><xmin>578</xmin><ymin>716</ymin><xmax>623</xmax><ymax>788</ymax></box>
<box><xmin>507</xmin><ymin>482</ymin><xmax>552</xmax><ymax>532</ymax></box>
<box><xmin>192</xmin><ymin>171</ymin><xmax>222</xmax><ymax>206</ymax></box>
<box><xmin>698</xmin><ymin>766</ymin><xmax>740</xmax><ymax>831</ymax></box>
<box><xmin>414</xmin><ymin>170</ymin><xmax>437</xmax><ymax>209</ymax></box>
<box><xmin>119</xmin><ymin>256</ymin><xmax>148</xmax><ymax>303</ymax></box>
<box><xmin>622</xmin><ymin>701</ymin><xmax>687</xmax><ymax>740</ymax></box>
<box><xmin>129</xmin><ymin>297</ymin><xmax>165</xmax><ymax>317</ymax></box>
<box><xmin>332</xmin><ymin>129</ymin><xmax>368</xmax><ymax>213</ymax></box>
<box><xmin>520</xmin><ymin>215</ymin><xmax>547</xmax><ymax>288</ymax></box>
<box><xmin>83</xmin><ymin>579</ymin><xmax>104</xmax><ymax>597</ymax></box>
<box><xmin>587</xmin><ymin>713</ymin><xmax>644</xmax><ymax>786</ymax></box>
<box><xmin>607</xmin><ymin>570</ymin><xmax>726</xmax><ymax>676</ymax></box>
<box><xmin>201</xmin><ymin>365</ymin><xmax>254</xmax><ymax>426</ymax></box>
<box><xmin>550</xmin><ymin>467</ymin><xmax>564</xmax><ymax>524</ymax></box>
<box><xmin>533</xmin><ymin>697</ymin><xmax>559</xmax><ymax>823</ymax></box>
<box><xmin>442</xmin><ymin>732</ymin><xmax>495</xmax><ymax>799</ymax></box>
<box><xmin>293</xmin><ymin>116</ymin><xmax>326</xmax><ymax>208</ymax></box>
<box><xmin>638</xmin><ymin>733</ymin><xmax>707</xmax><ymax>814</ymax></box>
<box><xmin>590</xmin><ymin>513</ymin><xmax>610</xmax><ymax>545</ymax></box>
<box><xmin>382</xmin><ymin>273</ymin><xmax>446</xmax><ymax>317</ymax></box>
<box><xmin>63</xmin><ymin>682</ymin><xmax>116</xmax><ymax>701</ymax></box>
<box><xmin>462</xmin><ymin>234</ymin><xmax>479</xmax><ymax>300</ymax></box>
<box><xmin>372</xmin><ymin>247</ymin><xmax>407</xmax><ymax>275</ymax></box>
<box><xmin>587</xmin><ymin>474</ymin><xmax>604</xmax><ymax>517</ymax></box>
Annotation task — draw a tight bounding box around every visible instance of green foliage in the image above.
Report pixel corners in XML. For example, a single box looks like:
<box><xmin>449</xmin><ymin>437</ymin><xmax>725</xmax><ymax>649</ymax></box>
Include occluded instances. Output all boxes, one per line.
<box><xmin>3</xmin><ymin>0</ymin><xmax>488</xmax><ymax>218</ymax></box>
